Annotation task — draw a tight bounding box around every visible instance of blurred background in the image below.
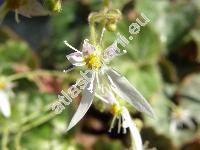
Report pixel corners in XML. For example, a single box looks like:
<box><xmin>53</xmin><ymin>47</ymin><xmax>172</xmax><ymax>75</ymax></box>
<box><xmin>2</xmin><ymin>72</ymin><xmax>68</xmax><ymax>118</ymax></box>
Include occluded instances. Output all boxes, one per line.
<box><xmin>0</xmin><ymin>0</ymin><xmax>200</xmax><ymax>149</ymax></box>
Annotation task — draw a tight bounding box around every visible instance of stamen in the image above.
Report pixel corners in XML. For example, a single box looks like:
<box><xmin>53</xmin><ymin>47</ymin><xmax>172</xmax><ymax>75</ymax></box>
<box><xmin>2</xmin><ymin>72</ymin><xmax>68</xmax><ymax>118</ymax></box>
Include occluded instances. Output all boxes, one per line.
<box><xmin>123</xmin><ymin>126</ymin><xmax>127</xmax><ymax>134</ymax></box>
<box><xmin>95</xmin><ymin>93</ymin><xmax>109</xmax><ymax>103</ymax></box>
<box><xmin>109</xmin><ymin>115</ymin><xmax>117</xmax><ymax>132</ymax></box>
<box><xmin>64</xmin><ymin>40</ymin><xmax>81</xmax><ymax>53</ymax></box>
<box><xmin>96</xmin><ymin>72</ymin><xmax>101</xmax><ymax>90</ymax></box>
<box><xmin>122</xmin><ymin>115</ymin><xmax>127</xmax><ymax>134</ymax></box>
<box><xmin>101</xmin><ymin>84</ymin><xmax>105</xmax><ymax>93</ymax></box>
<box><xmin>117</xmin><ymin>116</ymin><xmax>122</xmax><ymax>134</ymax></box>
<box><xmin>63</xmin><ymin>66</ymin><xmax>75</xmax><ymax>73</ymax></box>
<box><xmin>98</xmin><ymin>72</ymin><xmax>105</xmax><ymax>94</ymax></box>
<box><xmin>87</xmin><ymin>72</ymin><xmax>95</xmax><ymax>93</ymax></box>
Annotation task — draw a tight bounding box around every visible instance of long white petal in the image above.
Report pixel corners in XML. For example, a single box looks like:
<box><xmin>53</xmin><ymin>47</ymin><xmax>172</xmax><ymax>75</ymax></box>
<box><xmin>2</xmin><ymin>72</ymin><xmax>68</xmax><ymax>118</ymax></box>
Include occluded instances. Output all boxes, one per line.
<box><xmin>66</xmin><ymin>52</ymin><xmax>85</xmax><ymax>66</ymax></box>
<box><xmin>106</xmin><ymin>68</ymin><xmax>155</xmax><ymax>117</ymax></box>
<box><xmin>122</xmin><ymin>107</ymin><xmax>142</xmax><ymax>150</ymax></box>
<box><xmin>66</xmin><ymin>75</ymin><xmax>96</xmax><ymax>131</ymax></box>
<box><xmin>0</xmin><ymin>90</ymin><xmax>11</xmax><ymax>118</ymax></box>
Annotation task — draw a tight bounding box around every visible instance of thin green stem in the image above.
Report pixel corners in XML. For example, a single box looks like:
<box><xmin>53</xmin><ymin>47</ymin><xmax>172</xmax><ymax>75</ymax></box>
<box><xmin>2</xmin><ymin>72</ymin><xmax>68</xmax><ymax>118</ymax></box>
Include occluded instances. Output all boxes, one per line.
<box><xmin>11</xmin><ymin>112</ymin><xmax>56</xmax><ymax>150</ymax></box>
<box><xmin>11</xmin><ymin>104</ymin><xmax>52</xmax><ymax>131</ymax></box>
<box><xmin>103</xmin><ymin>0</ymin><xmax>110</xmax><ymax>8</ymax></box>
<box><xmin>2</xmin><ymin>127</ymin><xmax>9</xmax><ymax>150</ymax></box>
<box><xmin>89</xmin><ymin>22</ymin><xmax>96</xmax><ymax>45</ymax></box>
<box><xmin>14</xmin><ymin>132</ymin><xmax>22</xmax><ymax>150</ymax></box>
<box><xmin>7</xmin><ymin>70</ymin><xmax>76</xmax><ymax>82</ymax></box>
<box><xmin>98</xmin><ymin>19</ymin><xmax>106</xmax><ymax>45</ymax></box>
<box><xmin>19</xmin><ymin>112</ymin><xmax>56</xmax><ymax>133</ymax></box>
<box><xmin>9</xmin><ymin>103</ymin><xmax>55</xmax><ymax>134</ymax></box>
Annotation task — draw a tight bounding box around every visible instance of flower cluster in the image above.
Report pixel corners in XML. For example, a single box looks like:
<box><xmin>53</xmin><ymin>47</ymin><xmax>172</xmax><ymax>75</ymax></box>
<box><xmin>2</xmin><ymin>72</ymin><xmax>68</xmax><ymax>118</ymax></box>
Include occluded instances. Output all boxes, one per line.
<box><xmin>64</xmin><ymin>28</ymin><xmax>155</xmax><ymax>149</ymax></box>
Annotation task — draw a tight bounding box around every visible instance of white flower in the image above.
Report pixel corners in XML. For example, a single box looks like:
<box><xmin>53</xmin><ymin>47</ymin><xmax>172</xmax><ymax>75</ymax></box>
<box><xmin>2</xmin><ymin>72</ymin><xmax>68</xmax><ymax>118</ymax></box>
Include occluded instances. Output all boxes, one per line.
<box><xmin>65</xmin><ymin>32</ymin><xmax>154</xmax><ymax>131</ymax></box>
<box><xmin>170</xmin><ymin>108</ymin><xmax>195</xmax><ymax>133</ymax></box>
<box><xmin>121</xmin><ymin>107</ymin><xmax>143</xmax><ymax>150</ymax></box>
<box><xmin>100</xmin><ymin>91</ymin><xmax>143</xmax><ymax>150</ymax></box>
<box><xmin>0</xmin><ymin>80</ymin><xmax>12</xmax><ymax>118</ymax></box>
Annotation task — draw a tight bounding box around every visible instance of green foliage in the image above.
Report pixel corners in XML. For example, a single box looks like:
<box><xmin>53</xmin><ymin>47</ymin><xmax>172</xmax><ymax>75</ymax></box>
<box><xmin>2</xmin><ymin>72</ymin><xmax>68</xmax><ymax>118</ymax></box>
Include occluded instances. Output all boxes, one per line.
<box><xmin>0</xmin><ymin>0</ymin><xmax>200</xmax><ymax>149</ymax></box>
<box><xmin>93</xmin><ymin>138</ymin><xmax>124</xmax><ymax>150</ymax></box>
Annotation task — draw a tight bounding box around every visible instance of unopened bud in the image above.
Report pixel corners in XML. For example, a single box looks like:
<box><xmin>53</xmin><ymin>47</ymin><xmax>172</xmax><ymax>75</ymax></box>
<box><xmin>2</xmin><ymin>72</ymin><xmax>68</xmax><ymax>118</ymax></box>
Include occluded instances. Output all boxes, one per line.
<box><xmin>134</xmin><ymin>118</ymin><xmax>143</xmax><ymax>130</ymax></box>
<box><xmin>106</xmin><ymin>22</ymin><xmax>117</xmax><ymax>32</ymax></box>
<box><xmin>44</xmin><ymin>0</ymin><xmax>61</xmax><ymax>13</ymax></box>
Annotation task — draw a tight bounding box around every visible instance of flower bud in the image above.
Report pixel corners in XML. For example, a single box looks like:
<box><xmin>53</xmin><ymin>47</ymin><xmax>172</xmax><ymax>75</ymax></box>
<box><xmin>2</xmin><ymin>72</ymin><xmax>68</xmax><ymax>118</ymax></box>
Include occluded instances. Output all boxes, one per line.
<box><xmin>105</xmin><ymin>9</ymin><xmax>121</xmax><ymax>32</ymax></box>
<box><xmin>134</xmin><ymin>118</ymin><xmax>143</xmax><ymax>130</ymax></box>
<box><xmin>44</xmin><ymin>0</ymin><xmax>61</xmax><ymax>13</ymax></box>
<box><xmin>106</xmin><ymin>21</ymin><xmax>117</xmax><ymax>32</ymax></box>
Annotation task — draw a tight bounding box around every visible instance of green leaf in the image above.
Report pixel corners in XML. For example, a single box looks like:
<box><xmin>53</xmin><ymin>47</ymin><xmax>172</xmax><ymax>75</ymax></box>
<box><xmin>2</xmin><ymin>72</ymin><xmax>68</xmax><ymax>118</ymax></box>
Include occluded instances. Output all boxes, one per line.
<box><xmin>93</xmin><ymin>138</ymin><xmax>124</xmax><ymax>150</ymax></box>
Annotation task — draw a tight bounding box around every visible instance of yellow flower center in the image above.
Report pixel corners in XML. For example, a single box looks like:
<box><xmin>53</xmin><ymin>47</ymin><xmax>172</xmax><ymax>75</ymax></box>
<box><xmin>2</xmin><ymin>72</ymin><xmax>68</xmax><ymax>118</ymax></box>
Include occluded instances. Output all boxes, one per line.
<box><xmin>173</xmin><ymin>108</ymin><xmax>183</xmax><ymax>120</ymax></box>
<box><xmin>0</xmin><ymin>82</ymin><xmax>6</xmax><ymax>90</ymax></box>
<box><xmin>84</xmin><ymin>54</ymin><xmax>102</xmax><ymax>70</ymax></box>
<box><xmin>111</xmin><ymin>104</ymin><xmax>122</xmax><ymax>116</ymax></box>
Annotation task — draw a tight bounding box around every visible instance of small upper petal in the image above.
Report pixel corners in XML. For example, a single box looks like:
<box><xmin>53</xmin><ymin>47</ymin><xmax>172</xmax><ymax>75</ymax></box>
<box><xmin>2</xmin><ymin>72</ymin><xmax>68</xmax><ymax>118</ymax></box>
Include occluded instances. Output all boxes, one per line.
<box><xmin>66</xmin><ymin>52</ymin><xmax>85</xmax><ymax>66</ymax></box>
<box><xmin>82</xmin><ymin>39</ymin><xmax>96</xmax><ymax>56</ymax></box>
<box><xmin>0</xmin><ymin>90</ymin><xmax>11</xmax><ymax>118</ymax></box>
<box><xmin>106</xmin><ymin>68</ymin><xmax>155</xmax><ymax>118</ymax></box>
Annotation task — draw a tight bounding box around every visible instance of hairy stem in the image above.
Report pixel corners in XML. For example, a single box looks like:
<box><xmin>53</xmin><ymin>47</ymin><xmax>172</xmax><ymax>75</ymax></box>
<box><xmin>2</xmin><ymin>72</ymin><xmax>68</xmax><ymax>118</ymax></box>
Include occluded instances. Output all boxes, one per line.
<box><xmin>19</xmin><ymin>112</ymin><xmax>56</xmax><ymax>133</ymax></box>
<box><xmin>10</xmin><ymin>104</ymin><xmax>53</xmax><ymax>133</ymax></box>
<box><xmin>7</xmin><ymin>70</ymin><xmax>76</xmax><ymax>82</ymax></box>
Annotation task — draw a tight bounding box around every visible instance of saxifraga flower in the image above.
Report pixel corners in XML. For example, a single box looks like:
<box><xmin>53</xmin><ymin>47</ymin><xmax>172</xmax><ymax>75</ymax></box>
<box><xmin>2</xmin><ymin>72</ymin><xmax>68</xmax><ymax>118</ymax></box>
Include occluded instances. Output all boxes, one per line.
<box><xmin>64</xmin><ymin>29</ymin><xmax>155</xmax><ymax>131</ymax></box>
<box><xmin>98</xmin><ymin>90</ymin><xmax>143</xmax><ymax>150</ymax></box>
